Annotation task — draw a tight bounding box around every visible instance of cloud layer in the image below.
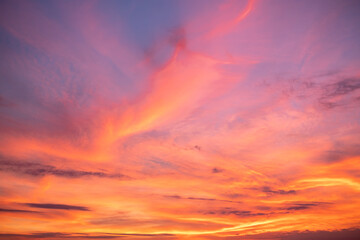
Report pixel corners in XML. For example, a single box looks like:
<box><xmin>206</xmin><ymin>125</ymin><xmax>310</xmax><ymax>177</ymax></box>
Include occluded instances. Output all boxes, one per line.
<box><xmin>0</xmin><ymin>0</ymin><xmax>360</xmax><ymax>239</ymax></box>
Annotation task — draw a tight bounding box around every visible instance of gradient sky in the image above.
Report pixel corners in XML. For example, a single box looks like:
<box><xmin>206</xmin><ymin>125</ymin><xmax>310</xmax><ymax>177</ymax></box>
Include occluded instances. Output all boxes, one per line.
<box><xmin>1</xmin><ymin>0</ymin><xmax>360</xmax><ymax>239</ymax></box>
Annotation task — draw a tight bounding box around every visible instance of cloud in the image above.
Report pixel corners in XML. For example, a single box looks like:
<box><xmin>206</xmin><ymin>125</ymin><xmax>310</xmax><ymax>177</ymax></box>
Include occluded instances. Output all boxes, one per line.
<box><xmin>205</xmin><ymin>208</ymin><xmax>266</xmax><ymax>217</ymax></box>
<box><xmin>319</xmin><ymin>77</ymin><xmax>360</xmax><ymax>109</ymax></box>
<box><xmin>282</xmin><ymin>202</ymin><xmax>326</xmax><ymax>211</ymax></box>
<box><xmin>324</xmin><ymin>78</ymin><xmax>360</xmax><ymax>97</ymax></box>
<box><xmin>1</xmin><ymin>229</ymin><xmax>360</xmax><ymax>239</ymax></box>
<box><xmin>212</xmin><ymin>168</ymin><xmax>223</xmax><ymax>173</ymax></box>
<box><xmin>321</xmin><ymin>144</ymin><xmax>360</xmax><ymax>163</ymax></box>
<box><xmin>24</xmin><ymin>203</ymin><xmax>90</xmax><ymax>211</ymax></box>
<box><xmin>0</xmin><ymin>158</ymin><xmax>127</xmax><ymax>179</ymax></box>
<box><xmin>0</xmin><ymin>232</ymin><xmax>175</xmax><ymax>239</ymax></box>
<box><xmin>239</xmin><ymin>228</ymin><xmax>360</xmax><ymax>240</ymax></box>
<box><xmin>0</xmin><ymin>0</ymin><xmax>359</xmax><ymax>238</ymax></box>
<box><xmin>262</xmin><ymin>186</ymin><xmax>296</xmax><ymax>195</ymax></box>
<box><xmin>166</xmin><ymin>195</ymin><xmax>242</xmax><ymax>204</ymax></box>
<box><xmin>0</xmin><ymin>208</ymin><xmax>40</xmax><ymax>213</ymax></box>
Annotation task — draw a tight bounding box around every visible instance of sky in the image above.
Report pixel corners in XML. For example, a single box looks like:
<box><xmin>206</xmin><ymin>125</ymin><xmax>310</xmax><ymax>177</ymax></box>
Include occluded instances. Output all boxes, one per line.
<box><xmin>0</xmin><ymin>0</ymin><xmax>360</xmax><ymax>239</ymax></box>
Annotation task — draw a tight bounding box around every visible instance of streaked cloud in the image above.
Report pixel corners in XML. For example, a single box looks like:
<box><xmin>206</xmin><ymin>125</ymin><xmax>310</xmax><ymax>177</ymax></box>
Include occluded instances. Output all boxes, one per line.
<box><xmin>23</xmin><ymin>203</ymin><xmax>90</xmax><ymax>211</ymax></box>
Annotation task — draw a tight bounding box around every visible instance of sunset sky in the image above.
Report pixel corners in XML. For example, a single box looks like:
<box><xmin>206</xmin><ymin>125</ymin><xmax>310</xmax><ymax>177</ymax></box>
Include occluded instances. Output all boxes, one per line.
<box><xmin>1</xmin><ymin>0</ymin><xmax>360</xmax><ymax>239</ymax></box>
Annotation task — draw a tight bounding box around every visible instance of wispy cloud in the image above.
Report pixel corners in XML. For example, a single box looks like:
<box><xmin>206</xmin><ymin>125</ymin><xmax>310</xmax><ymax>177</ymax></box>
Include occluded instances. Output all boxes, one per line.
<box><xmin>0</xmin><ymin>158</ymin><xmax>127</xmax><ymax>179</ymax></box>
<box><xmin>24</xmin><ymin>203</ymin><xmax>90</xmax><ymax>211</ymax></box>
